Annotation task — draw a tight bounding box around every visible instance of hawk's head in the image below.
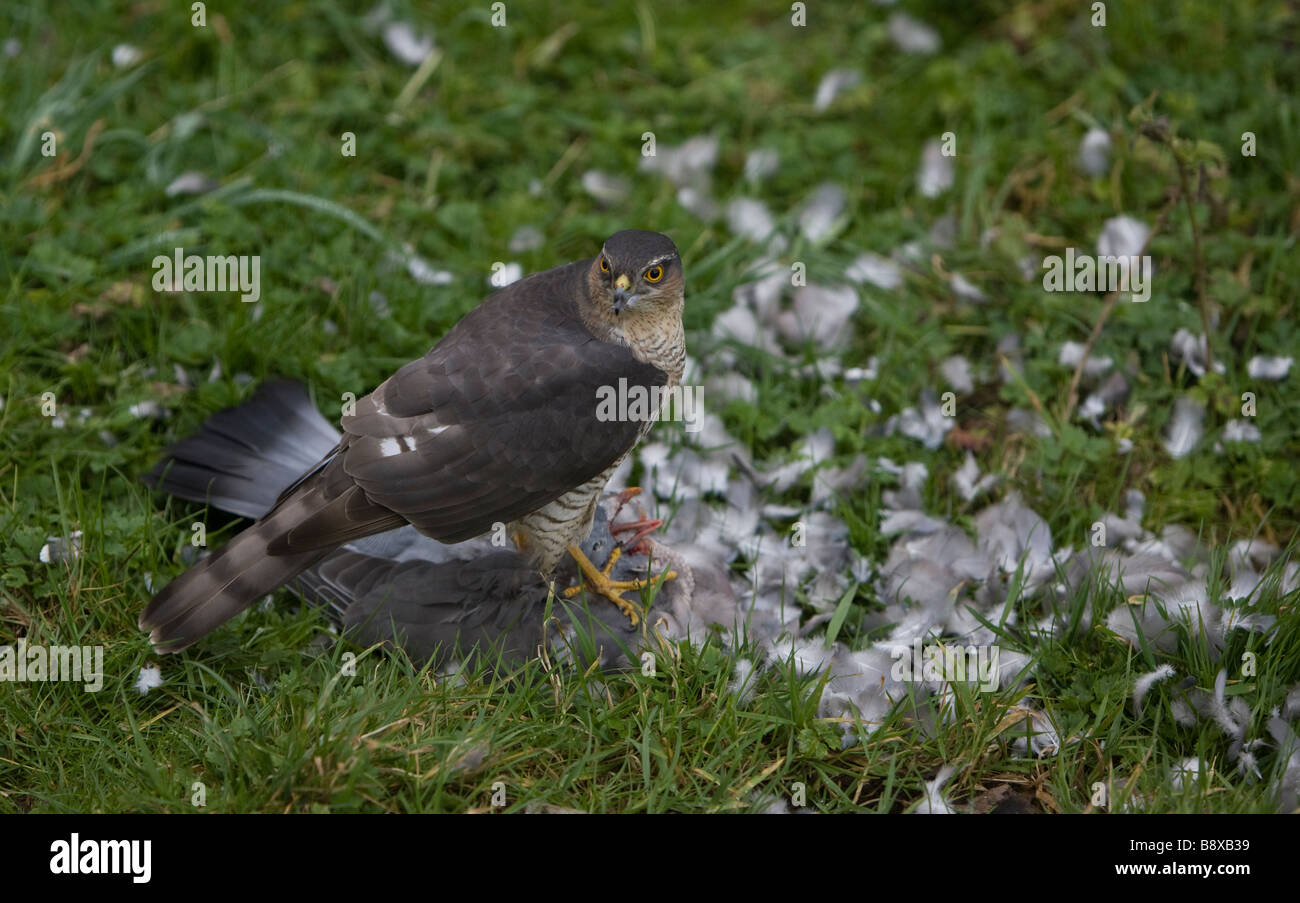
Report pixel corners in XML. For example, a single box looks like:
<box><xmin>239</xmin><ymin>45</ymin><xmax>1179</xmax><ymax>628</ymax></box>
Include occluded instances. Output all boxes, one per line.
<box><xmin>589</xmin><ymin>230</ymin><xmax>683</xmax><ymax>318</ymax></box>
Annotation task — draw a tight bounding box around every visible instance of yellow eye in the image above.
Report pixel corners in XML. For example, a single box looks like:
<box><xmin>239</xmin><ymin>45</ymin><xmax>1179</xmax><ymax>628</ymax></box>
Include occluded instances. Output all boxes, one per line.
<box><xmin>645</xmin><ymin>265</ymin><xmax>663</xmax><ymax>282</ymax></box>
<box><xmin>600</xmin><ymin>257</ymin><xmax>610</xmax><ymax>273</ymax></box>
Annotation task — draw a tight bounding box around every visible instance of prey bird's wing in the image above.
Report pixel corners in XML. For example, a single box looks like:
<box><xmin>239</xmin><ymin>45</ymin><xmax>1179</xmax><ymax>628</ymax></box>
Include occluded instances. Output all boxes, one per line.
<box><xmin>295</xmin><ymin>505</ymin><xmax>663</xmax><ymax>670</ymax></box>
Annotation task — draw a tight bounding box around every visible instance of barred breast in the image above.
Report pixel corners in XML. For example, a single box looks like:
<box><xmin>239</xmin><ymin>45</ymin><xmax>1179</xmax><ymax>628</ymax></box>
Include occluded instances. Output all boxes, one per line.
<box><xmin>515</xmin><ymin>312</ymin><xmax>683</xmax><ymax>577</ymax></box>
<box><xmin>512</xmin><ymin>458</ymin><xmax>625</xmax><ymax>575</ymax></box>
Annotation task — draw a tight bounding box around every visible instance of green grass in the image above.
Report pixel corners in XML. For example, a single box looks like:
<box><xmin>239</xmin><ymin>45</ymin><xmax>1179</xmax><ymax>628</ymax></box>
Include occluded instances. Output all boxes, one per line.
<box><xmin>2</xmin><ymin>0</ymin><xmax>1299</xmax><ymax>812</ymax></box>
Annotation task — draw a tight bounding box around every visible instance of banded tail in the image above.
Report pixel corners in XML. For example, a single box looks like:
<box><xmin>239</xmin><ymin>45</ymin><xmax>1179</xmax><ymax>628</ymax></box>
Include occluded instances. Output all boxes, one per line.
<box><xmin>139</xmin><ymin>380</ymin><xmax>401</xmax><ymax>652</ymax></box>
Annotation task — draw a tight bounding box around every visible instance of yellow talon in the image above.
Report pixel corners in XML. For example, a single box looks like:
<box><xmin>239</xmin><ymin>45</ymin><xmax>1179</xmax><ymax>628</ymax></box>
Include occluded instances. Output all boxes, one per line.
<box><xmin>563</xmin><ymin>544</ymin><xmax>676</xmax><ymax>627</ymax></box>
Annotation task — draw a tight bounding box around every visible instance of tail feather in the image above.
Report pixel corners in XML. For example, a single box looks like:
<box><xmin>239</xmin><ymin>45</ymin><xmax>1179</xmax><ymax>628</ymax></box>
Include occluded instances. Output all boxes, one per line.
<box><xmin>143</xmin><ymin>379</ymin><xmax>340</xmax><ymax>519</ymax></box>
<box><xmin>140</xmin><ymin>491</ymin><xmax>334</xmax><ymax>652</ymax></box>
<box><xmin>140</xmin><ymin>379</ymin><xmax>415</xmax><ymax>652</ymax></box>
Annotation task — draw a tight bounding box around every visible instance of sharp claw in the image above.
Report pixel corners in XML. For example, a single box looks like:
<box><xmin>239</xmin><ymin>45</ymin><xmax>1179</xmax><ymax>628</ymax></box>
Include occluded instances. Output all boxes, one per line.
<box><xmin>565</xmin><ymin>544</ymin><xmax>640</xmax><ymax>626</ymax></box>
<box><xmin>563</xmin><ymin>543</ymin><xmax>679</xmax><ymax>629</ymax></box>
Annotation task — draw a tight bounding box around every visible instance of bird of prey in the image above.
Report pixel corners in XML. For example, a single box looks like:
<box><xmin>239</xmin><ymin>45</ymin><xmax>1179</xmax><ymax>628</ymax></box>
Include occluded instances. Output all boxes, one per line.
<box><xmin>140</xmin><ymin>229</ymin><xmax>687</xmax><ymax>653</ymax></box>
<box><xmin>143</xmin><ymin>379</ymin><xmax>701</xmax><ymax>669</ymax></box>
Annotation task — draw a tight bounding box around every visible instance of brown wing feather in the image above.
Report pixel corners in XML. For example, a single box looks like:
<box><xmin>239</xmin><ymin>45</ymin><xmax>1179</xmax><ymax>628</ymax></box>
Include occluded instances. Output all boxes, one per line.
<box><xmin>281</xmin><ymin>261</ymin><xmax>667</xmax><ymax>549</ymax></box>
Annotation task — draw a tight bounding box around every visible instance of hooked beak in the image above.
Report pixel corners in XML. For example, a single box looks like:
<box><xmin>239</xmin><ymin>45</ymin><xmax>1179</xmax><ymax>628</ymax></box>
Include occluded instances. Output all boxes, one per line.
<box><xmin>613</xmin><ymin>274</ymin><xmax>633</xmax><ymax>313</ymax></box>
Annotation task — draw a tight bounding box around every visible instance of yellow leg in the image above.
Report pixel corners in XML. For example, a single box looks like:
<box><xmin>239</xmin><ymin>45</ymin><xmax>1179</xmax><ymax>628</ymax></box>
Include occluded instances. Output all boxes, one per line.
<box><xmin>562</xmin><ymin>544</ymin><xmax>677</xmax><ymax>627</ymax></box>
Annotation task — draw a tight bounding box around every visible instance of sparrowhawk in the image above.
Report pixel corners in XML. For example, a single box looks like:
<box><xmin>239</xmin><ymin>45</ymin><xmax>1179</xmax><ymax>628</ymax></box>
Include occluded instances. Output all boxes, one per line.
<box><xmin>143</xmin><ymin>379</ymin><xmax>697</xmax><ymax>668</ymax></box>
<box><xmin>140</xmin><ymin>229</ymin><xmax>686</xmax><ymax>652</ymax></box>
